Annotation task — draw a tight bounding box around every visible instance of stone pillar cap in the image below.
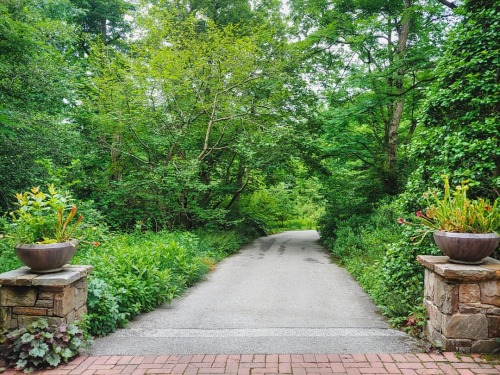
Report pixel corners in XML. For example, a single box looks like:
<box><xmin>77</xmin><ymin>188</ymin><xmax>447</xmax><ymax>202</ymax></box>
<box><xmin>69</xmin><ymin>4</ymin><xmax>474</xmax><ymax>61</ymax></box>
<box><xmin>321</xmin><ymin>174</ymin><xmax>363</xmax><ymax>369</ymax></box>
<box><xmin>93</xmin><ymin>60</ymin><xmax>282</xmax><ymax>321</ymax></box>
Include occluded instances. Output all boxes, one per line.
<box><xmin>0</xmin><ymin>265</ymin><xmax>92</xmax><ymax>287</ymax></box>
<box><xmin>417</xmin><ymin>255</ymin><xmax>500</xmax><ymax>281</ymax></box>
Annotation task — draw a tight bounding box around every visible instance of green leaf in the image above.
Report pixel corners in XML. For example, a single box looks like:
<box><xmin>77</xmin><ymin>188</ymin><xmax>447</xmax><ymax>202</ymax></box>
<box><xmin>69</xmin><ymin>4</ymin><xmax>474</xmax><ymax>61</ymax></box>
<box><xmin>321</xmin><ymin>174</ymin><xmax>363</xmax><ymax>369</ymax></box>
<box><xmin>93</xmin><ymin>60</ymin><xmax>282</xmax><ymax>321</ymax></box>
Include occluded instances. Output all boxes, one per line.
<box><xmin>20</xmin><ymin>333</ymin><xmax>35</xmax><ymax>344</ymax></box>
<box><xmin>61</xmin><ymin>347</ymin><xmax>74</xmax><ymax>360</ymax></box>
<box><xmin>46</xmin><ymin>354</ymin><xmax>61</xmax><ymax>367</ymax></box>
<box><xmin>29</xmin><ymin>342</ymin><xmax>49</xmax><ymax>358</ymax></box>
<box><xmin>16</xmin><ymin>359</ymin><xmax>28</xmax><ymax>369</ymax></box>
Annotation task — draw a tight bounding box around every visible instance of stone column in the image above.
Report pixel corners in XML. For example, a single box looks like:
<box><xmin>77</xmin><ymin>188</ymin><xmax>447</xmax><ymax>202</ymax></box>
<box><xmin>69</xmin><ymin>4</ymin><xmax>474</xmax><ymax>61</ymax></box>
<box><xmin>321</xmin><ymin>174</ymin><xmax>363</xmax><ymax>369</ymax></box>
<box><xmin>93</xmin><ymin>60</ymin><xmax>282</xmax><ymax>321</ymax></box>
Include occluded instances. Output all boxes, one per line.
<box><xmin>418</xmin><ymin>255</ymin><xmax>500</xmax><ymax>353</ymax></box>
<box><xmin>0</xmin><ymin>265</ymin><xmax>92</xmax><ymax>330</ymax></box>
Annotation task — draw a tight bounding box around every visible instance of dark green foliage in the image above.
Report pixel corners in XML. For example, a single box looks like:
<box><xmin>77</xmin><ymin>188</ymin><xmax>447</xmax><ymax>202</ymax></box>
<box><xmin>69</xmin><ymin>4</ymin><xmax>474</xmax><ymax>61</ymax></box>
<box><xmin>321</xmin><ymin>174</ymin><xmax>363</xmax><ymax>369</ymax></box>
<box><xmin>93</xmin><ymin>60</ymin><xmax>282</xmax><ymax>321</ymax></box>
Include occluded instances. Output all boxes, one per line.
<box><xmin>0</xmin><ymin>1</ymin><xmax>89</xmax><ymax>211</ymax></box>
<box><xmin>1</xmin><ymin>318</ymin><xmax>91</xmax><ymax>373</ymax></box>
<box><xmin>70</xmin><ymin>0</ymin><xmax>133</xmax><ymax>49</ymax></box>
<box><xmin>410</xmin><ymin>0</ymin><xmax>500</xmax><ymax>199</ymax></box>
<box><xmin>0</xmin><ymin>215</ymin><xmax>21</xmax><ymax>273</ymax></box>
<box><xmin>0</xmin><ymin>236</ymin><xmax>22</xmax><ymax>274</ymax></box>
<box><xmin>188</xmin><ymin>0</ymin><xmax>252</xmax><ymax>26</ymax></box>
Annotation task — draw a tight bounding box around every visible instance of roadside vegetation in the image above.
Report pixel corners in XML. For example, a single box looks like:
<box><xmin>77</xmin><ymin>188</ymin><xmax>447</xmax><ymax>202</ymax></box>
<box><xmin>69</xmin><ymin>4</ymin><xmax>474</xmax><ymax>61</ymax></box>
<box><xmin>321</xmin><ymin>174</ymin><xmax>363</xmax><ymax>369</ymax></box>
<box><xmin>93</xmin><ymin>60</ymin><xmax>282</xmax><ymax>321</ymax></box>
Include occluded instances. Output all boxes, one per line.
<box><xmin>0</xmin><ymin>0</ymin><xmax>498</xmax><ymax>341</ymax></box>
<box><xmin>316</xmin><ymin>0</ymin><xmax>499</xmax><ymax>330</ymax></box>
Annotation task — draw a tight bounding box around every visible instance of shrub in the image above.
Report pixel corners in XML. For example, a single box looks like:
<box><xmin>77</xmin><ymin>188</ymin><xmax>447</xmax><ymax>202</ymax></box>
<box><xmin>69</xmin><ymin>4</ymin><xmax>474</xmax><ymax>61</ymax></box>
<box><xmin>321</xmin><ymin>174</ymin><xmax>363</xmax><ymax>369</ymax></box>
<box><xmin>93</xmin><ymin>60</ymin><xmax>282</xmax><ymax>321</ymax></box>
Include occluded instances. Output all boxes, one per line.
<box><xmin>320</xmin><ymin>201</ymin><xmax>441</xmax><ymax>330</ymax></box>
<box><xmin>0</xmin><ymin>235</ymin><xmax>21</xmax><ymax>274</ymax></box>
<box><xmin>86</xmin><ymin>278</ymin><xmax>128</xmax><ymax>337</ymax></box>
<box><xmin>0</xmin><ymin>318</ymin><xmax>91</xmax><ymax>373</ymax></box>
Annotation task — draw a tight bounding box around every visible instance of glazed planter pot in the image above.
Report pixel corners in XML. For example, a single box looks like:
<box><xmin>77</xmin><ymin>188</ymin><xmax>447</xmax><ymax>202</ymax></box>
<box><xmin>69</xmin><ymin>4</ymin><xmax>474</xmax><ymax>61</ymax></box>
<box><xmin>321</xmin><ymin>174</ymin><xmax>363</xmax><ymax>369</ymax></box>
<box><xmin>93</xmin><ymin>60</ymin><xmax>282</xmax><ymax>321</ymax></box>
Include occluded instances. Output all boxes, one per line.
<box><xmin>433</xmin><ymin>231</ymin><xmax>500</xmax><ymax>265</ymax></box>
<box><xmin>15</xmin><ymin>239</ymin><xmax>78</xmax><ymax>273</ymax></box>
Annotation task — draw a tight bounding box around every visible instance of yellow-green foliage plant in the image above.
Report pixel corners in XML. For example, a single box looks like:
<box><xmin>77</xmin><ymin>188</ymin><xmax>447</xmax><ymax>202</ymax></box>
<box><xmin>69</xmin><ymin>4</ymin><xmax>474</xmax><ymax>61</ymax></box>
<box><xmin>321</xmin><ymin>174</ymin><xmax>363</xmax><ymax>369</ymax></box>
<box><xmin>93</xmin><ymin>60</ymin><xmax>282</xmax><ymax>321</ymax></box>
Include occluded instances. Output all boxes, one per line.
<box><xmin>415</xmin><ymin>176</ymin><xmax>499</xmax><ymax>234</ymax></box>
<box><xmin>8</xmin><ymin>186</ymin><xmax>83</xmax><ymax>244</ymax></box>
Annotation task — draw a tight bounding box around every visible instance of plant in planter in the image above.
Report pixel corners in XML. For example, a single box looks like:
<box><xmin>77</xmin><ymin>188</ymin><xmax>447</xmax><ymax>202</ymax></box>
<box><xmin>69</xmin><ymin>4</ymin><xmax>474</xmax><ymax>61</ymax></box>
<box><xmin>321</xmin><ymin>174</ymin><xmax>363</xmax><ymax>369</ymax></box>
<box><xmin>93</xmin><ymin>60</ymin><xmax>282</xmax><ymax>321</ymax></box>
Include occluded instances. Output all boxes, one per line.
<box><xmin>7</xmin><ymin>185</ymin><xmax>91</xmax><ymax>273</ymax></box>
<box><xmin>399</xmin><ymin>176</ymin><xmax>500</xmax><ymax>264</ymax></box>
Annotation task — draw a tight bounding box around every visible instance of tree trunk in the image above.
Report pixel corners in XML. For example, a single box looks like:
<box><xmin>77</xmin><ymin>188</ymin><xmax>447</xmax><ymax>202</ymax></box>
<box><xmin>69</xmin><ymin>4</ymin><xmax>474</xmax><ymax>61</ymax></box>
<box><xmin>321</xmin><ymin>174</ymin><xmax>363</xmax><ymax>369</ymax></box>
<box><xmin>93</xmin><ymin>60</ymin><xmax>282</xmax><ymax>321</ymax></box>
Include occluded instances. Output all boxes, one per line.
<box><xmin>225</xmin><ymin>165</ymin><xmax>249</xmax><ymax>210</ymax></box>
<box><xmin>100</xmin><ymin>18</ymin><xmax>107</xmax><ymax>45</ymax></box>
<box><xmin>110</xmin><ymin>132</ymin><xmax>122</xmax><ymax>181</ymax></box>
<box><xmin>386</xmin><ymin>0</ymin><xmax>412</xmax><ymax>195</ymax></box>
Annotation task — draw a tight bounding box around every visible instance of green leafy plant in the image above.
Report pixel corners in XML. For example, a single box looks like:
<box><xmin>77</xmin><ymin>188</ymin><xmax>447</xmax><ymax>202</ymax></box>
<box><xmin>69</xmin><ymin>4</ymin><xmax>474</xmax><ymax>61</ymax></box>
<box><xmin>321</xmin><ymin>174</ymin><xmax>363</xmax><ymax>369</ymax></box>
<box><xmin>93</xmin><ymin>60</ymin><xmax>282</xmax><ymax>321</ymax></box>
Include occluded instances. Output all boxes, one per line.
<box><xmin>402</xmin><ymin>176</ymin><xmax>500</xmax><ymax>234</ymax></box>
<box><xmin>7</xmin><ymin>185</ymin><xmax>98</xmax><ymax>245</ymax></box>
<box><xmin>0</xmin><ymin>318</ymin><xmax>91</xmax><ymax>373</ymax></box>
<box><xmin>86</xmin><ymin>278</ymin><xmax>128</xmax><ymax>337</ymax></box>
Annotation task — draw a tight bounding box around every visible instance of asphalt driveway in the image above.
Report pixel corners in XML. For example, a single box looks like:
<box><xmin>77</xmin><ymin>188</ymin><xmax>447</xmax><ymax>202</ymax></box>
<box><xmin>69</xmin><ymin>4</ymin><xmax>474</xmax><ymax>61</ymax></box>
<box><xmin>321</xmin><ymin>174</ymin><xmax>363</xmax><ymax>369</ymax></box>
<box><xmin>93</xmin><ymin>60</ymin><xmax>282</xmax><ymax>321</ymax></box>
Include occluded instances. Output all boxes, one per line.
<box><xmin>91</xmin><ymin>230</ymin><xmax>418</xmax><ymax>354</ymax></box>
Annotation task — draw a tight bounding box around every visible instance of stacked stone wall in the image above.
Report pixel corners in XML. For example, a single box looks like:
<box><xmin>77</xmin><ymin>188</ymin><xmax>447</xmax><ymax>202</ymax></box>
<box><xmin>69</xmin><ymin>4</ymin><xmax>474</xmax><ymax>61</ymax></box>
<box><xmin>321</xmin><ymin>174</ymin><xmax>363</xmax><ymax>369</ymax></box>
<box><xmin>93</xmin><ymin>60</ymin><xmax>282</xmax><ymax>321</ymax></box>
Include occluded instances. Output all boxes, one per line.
<box><xmin>418</xmin><ymin>255</ymin><xmax>500</xmax><ymax>353</ymax></box>
<box><xmin>0</xmin><ymin>266</ymin><xmax>91</xmax><ymax>331</ymax></box>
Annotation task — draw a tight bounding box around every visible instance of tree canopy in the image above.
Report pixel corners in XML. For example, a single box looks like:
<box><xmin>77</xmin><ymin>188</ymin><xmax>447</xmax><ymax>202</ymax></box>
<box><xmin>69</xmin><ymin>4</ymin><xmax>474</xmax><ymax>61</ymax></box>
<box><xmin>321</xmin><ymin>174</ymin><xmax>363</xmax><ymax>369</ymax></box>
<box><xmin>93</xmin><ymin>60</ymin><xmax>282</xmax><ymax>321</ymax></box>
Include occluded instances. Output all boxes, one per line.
<box><xmin>0</xmin><ymin>0</ymin><xmax>496</xmax><ymax>234</ymax></box>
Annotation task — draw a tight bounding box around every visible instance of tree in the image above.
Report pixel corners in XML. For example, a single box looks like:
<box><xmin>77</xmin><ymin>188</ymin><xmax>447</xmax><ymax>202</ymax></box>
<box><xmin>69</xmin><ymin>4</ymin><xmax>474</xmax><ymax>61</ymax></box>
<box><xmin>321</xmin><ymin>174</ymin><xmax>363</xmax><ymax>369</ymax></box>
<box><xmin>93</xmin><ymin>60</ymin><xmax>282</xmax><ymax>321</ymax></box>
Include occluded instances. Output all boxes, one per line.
<box><xmin>79</xmin><ymin>4</ymin><xmax>308</xmax><ymax>230</ymax></box>
<box><xmin>70</xmin><ymin>0</ymin><xmax>133</xmax><ymax>53</ymax></box>
<box><xmin>289</xmin><ymin>0</ymin><xmax>453</xmax><ymax>195</ymax></box>
<box><xmin>408</xmin><ymin>0</ymin><xmax>499</xmax><ymax>201</ymax></box>
<box><xmin>188</xmin><ymin>0</ymin><xmax>252</xmax><ymax>26</ymax></box>
<box><xmin>0</xmin><ymin>0</ymin><xmax>83</xmax><ymax>208</ymax></box>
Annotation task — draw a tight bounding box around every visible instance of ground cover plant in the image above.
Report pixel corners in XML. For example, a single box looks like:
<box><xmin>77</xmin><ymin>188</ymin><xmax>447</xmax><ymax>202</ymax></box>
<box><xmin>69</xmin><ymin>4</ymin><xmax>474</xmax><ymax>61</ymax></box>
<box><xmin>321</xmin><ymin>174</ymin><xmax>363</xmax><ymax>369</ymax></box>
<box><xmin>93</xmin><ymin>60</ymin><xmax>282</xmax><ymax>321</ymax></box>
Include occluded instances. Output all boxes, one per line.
<box><xmin>0</xmin><ymin>318</ymin><xmax>91</xmax><ymax>373</ymax></box>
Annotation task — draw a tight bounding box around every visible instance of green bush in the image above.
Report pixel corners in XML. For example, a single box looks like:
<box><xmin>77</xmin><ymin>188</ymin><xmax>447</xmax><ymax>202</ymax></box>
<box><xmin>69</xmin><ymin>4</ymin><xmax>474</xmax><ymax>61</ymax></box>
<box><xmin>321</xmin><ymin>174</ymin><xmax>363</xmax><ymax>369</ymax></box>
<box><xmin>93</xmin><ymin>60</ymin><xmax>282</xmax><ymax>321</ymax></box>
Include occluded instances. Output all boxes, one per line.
<box><xmin>408</xmin><ymin>0</ymin><xmax>500</xmax><ymax>200</ymax></box>
<box><xmin>320</xmin><ymin>201</ymin><xmax>441</xmax><ymax>330</ymax></box>
<box><xmin>0</xmin><ymin>236</ymin><xmax>22</xmax><ymax>274</ymax></box>
<box><xmin>85</xmin><ymin>278</ymin><xmax>128</xmax><ymax>337</ymax></box>
<box><xmin>1</xmin><ymin>318</ymin><xmax>91</xmax><ymax>373</ymax></box>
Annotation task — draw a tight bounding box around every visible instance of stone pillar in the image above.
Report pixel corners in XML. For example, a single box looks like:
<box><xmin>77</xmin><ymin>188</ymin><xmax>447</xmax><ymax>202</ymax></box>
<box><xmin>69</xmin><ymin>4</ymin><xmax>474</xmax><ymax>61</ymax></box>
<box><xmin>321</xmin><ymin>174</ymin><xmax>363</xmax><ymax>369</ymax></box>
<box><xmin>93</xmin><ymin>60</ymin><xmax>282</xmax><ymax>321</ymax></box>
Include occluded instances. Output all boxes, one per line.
<box><xmin>0</xmin><ymin>265</ymin><xmax>92</xmax><ymax>331</ymax></box>
<box><xmin>418</xmin><ymin>255</ymin><xmax>500</xmax><ymax>353</ymax></box>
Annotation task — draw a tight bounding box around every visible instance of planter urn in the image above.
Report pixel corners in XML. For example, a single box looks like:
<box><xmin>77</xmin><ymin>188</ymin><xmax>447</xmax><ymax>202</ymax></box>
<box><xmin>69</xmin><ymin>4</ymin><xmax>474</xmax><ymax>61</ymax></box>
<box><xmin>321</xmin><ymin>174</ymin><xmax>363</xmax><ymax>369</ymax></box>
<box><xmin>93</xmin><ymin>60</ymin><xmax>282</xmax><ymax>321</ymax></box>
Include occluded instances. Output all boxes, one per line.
<box><xmin>15</xmin><ymin>239</ymin><xmax>78</xmax><ymax>273</ymax></box>
<box><xmin>433</xmin><ymin>231</ymin><xmax>500</xmax><ymax>265</ymax></box>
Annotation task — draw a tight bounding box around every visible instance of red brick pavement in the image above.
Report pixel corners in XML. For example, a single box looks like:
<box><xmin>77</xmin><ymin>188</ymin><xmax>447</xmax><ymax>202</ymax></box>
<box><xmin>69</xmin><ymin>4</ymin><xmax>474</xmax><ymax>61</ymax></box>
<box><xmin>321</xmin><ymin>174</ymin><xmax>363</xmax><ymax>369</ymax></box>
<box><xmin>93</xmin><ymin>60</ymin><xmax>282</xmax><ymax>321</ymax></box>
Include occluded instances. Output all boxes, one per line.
<box><xmin>2</xmin><ymin>353</ymin><xmax>500</xmax><ymax>375</ymax></box>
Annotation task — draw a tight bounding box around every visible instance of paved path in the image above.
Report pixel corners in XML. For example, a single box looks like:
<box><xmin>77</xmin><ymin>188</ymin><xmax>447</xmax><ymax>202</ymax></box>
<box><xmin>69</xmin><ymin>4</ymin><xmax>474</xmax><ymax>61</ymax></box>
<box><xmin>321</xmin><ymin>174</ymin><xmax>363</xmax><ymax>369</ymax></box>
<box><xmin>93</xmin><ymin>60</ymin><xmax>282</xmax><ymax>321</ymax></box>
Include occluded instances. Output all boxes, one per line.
<box><xmin>3</xmin><ymin>352</ymin><xmax>500</xmax><ymax>374</ymax></box>
<box><xmin>91</xmin><ymin>231</ymin><xmax>417</xmax><ymax>355</ymax></box>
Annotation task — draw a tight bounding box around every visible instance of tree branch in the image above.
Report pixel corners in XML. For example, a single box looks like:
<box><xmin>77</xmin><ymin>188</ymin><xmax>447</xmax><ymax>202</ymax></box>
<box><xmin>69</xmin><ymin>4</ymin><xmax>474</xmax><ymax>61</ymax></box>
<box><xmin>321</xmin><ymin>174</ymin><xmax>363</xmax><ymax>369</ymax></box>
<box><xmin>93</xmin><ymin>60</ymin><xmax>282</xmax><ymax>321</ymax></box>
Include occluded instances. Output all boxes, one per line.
<box><xmin>436</xmin><ymin>0</ymin><xmax>457</xmax><ymax>9</ymax></box>
<box><xmin>99</xmin><ymin>136</ymin><xmax>150</xmax><ymax>165</ymax></box>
